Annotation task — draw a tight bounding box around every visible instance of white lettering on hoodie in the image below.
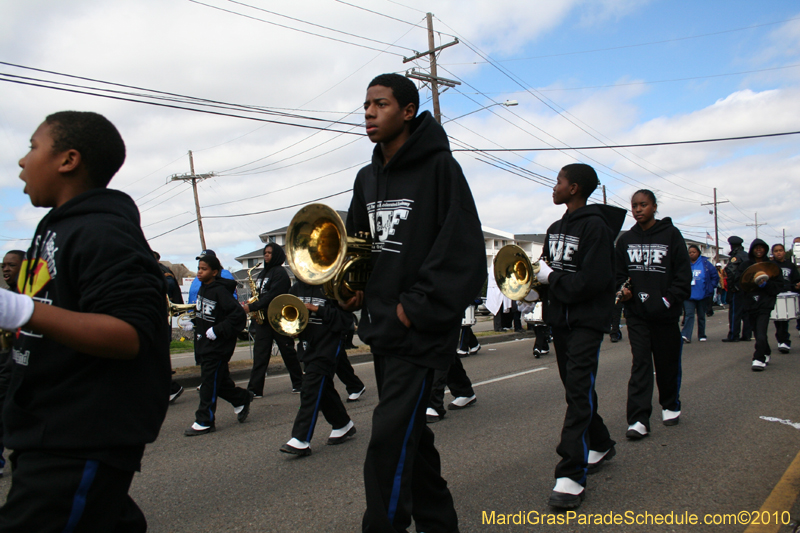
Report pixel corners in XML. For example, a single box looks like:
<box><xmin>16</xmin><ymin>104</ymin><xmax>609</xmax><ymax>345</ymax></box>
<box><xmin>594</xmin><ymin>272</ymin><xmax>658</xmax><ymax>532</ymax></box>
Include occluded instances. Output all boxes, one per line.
<box><xmin>626</xmin><ymin>244</ymin><xmax>669</xmax><ymax>273</ymax></box>
<box><xmin>366</xmin><ymin>199</ymin><xmax>413</xmax><ymax>253</ymax></box>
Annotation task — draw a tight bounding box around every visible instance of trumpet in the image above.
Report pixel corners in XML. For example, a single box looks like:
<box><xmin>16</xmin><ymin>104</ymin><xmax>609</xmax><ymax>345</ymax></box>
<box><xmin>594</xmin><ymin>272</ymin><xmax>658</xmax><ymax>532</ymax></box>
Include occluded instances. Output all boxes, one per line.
<box><xmin>285</xmin><ymin>203</ymin><xmax>371</xmax><ymax>304</ymax></box>
<box><xmin>493</xmin><ymin>244</ymin><xmax>547</xmax><ymax>301</ymax></box>
<box><xmin>267</xmin><ymin>294</ymin><xmax>309</xmax><ymax>337</ymax></box>
<box><xmin>167</xmin><ymin>297</ymin><xmax>197</xmax><ymax>327</ymax></box>
<box><xmin>245</xmin><ymin>262</ymin><xmax>265</xmax><ymax>325</ymax></box>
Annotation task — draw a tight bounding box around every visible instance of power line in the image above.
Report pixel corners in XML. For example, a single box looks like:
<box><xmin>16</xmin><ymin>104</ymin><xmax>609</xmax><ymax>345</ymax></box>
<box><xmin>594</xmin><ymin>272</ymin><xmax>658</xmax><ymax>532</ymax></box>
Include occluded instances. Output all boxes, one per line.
<box><xmin>444</xmin><ymin>15</ymin><xmax>800</xmax><ymax>64</ymax></box>
<box><xmin>449</xmin><ymin>130</ymin><xmax>800</xmax><ymax>152</ymax></box>
<box><xmin>204</xmin><ymin>189</ymin><xmax>352</xmax><ymax>219</ymax></box>
<box><xmin>333</xmin><ymin>0</ymin><xmax>429</xmax><ymax>30</ymax></box>
<box><xmin>187</xmin><ymin>0</ymin><xmax>407</xmax><ymax>57</ymax></box>
<box><xmin>226</xmin><ymin>0</ymin><xmax>418</xmax><ymax>52</ymax></box>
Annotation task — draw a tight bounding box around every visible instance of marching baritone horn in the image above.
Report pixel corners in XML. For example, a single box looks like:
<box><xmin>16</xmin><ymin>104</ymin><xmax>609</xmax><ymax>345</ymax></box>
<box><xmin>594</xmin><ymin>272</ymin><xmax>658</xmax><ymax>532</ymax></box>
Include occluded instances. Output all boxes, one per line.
<box><xmin>267</xmin><ymin>294</ymin><xmax>309</xmax><ymax>337</ymax></box>
<box><xmin>493</xmin><ymin>244</ymin><xmax>546</xmax><ymax>301</ymax></box>
<box><xmin>285</xmin><ymin>203</ymin><xmax>371</xmax><ymax>304</ymax></box>
<box><xmin>167</xmin><ymin>297</ymin><xmax>197</xmax><ymax>326</ymax></box>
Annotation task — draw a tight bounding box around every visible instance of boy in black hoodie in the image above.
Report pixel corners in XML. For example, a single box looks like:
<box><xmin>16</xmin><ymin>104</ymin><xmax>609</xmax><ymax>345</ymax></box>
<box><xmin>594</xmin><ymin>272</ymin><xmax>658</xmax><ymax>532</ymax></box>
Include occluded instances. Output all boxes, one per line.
<box><xmin>184</xmin><ymin>250</ymin><xmax>251</xmax><ymax>435</ymax></box>
<box><xmin>771</xmin><ymin>243</ymin><xmax>800</xmax><ymax>353</ymax></box>
<box><xmin>535</xmin><ymin>163</ymin><xmax>626</xmax><ymax>509</ymax></box>
<box><xmin>279</xmin><ymin>280</ymin><xmax>356</xmax><ymax>456</ymax></box>
<box><xmin>0</xmin><ymin>111</ymin><xmax>170</xmax><ymax>530</ymax></box>
<box><xmin>742</xmin><ymin>239</ymin><xmax>784</xmax><ymax>371</ymax></box>
<box><xmin>346</xmin><ymin>74</ymin><xmax>485</xmax><ymax>532</ymax></box>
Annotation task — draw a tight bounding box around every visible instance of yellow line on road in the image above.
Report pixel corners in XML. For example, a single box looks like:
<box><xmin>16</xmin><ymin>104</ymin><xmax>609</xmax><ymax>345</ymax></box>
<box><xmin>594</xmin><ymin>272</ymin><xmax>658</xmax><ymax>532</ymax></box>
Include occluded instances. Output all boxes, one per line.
<box><xmin>744</xmin><ymin>447</ymin><xmax>800</xmax><ymax>533</ymax></box>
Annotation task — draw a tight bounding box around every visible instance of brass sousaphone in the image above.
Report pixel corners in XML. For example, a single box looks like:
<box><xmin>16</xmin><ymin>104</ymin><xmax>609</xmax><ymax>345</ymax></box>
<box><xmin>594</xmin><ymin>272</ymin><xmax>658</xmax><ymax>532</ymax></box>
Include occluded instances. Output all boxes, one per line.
<box><xmin>285</xmin><ymin>203</ymin><xmax>371</xmax><ymax>304</ymax></box>
<box><xmin>267</xmin><ymin>294</ymin><xmax>309</xmax><ymax>337</ymax></box>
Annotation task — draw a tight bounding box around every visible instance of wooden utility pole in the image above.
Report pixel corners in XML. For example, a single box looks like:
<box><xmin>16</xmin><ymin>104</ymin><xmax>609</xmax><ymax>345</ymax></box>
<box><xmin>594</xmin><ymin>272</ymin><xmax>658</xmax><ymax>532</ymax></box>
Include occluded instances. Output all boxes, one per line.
<box><xmin>747</xmin><ymin>212</ymin><xmax>766</xmax><ymax>239</ymax></box>
<box><xmin>701</xmin><ymin>188</ymin><xmax>728</xmax><ymax>262</ymax></box>
<box><xmin>403</xmin><ymin>13</ymin><xmax>460</xmax><ymax>124</ymax></box>
<box><xmin>169</xmin><ymin>150</ymin><xmax>213</xmax><ymax>250</ymax></box>
<box><xmin>602</xmin><ymin>185</ymin><xmax>607</xmax><ymax>205</ymax></box>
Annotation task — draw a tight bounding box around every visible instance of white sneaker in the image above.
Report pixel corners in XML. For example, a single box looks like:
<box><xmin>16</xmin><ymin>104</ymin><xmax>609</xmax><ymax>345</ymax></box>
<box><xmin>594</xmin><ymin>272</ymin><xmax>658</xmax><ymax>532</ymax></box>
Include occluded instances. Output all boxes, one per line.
<box><xmin>347</xmin><ymin>386</ymin><xmax>366</xmax><ymax>402</ymax></box>
<box><xmin>765</xmin><ymin>354</ymin><xmax>771</xmax><ymax>365</ymax></box>
<box><xmin>778</xmin><ymin>343</ymin><xmax>790</xmax><ymax>353</ymax></box>
<box><xmin>552</xmin><ymin>477</ymin><xmax>584</xmax><ymax>495</ymax></box>
<box><xmin>752</xmin><ymin>360</ymin><xmax>766</xmax><ymax>371</ymax></box>
<box><xmin>449</xmin><ymin>395</ymin><xmax>476</xmax><ymax>410</ymax></box>
<box><xmin>468</xmin><ymin>343</ymin><xmax>481</xmax><ymax>354</ymax></box>
<box><xmin>699</xmin><ymin>337</ymin><xmax>707</xmax><ymax>342</ymax></box>
<box><xmin>662</xmin><ymin>409</ymin><xmax>680</xmax><ymax>426</ymax></box>
<box><xmin>456</xmin><ymin>348</ymin><xmax>467</xmax><ymax>355</ymax></box>
<box><xmin>626</xmin><ymin>422</ymin><xmax>648</xmax><ymax>439</ymax></box>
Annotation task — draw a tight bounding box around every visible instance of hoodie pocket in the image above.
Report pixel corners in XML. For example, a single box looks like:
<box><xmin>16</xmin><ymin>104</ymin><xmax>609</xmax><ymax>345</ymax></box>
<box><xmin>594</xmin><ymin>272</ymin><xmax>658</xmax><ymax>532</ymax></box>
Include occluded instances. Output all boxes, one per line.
<box><xmin>364</xmin><ymin>296</ymin><xmax>411</xmax><ymax>352</ymax></box>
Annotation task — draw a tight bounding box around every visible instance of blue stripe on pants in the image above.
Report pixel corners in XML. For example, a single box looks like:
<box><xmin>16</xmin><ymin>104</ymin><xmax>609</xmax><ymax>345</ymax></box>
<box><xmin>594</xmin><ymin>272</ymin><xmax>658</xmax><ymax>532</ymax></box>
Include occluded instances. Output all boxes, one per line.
<box><xmin>61</xmin><ymin>460</ymin><xmax>99</xmax><ymax>533</ymax></box>
<box><xmin>387</xmin><ymin>377</ymin><xmax>427</xmax><ymax>523</ymax></box>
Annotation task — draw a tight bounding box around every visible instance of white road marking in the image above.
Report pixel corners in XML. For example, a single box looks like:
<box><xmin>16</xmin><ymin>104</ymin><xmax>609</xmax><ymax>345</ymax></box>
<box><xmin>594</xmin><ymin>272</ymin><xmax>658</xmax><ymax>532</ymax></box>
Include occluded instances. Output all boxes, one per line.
<box><xmin>760</xmin><ymin>416</ymin><xmax>800</xmax><ymax>430</ymax></box>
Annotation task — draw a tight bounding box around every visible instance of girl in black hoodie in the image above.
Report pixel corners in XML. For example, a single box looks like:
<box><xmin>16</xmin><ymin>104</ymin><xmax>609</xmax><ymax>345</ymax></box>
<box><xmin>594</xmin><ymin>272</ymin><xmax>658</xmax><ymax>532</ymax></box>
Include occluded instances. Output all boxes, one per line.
<box><xmin>742</xmin><ymin>239</ymin><xmax>784</xmax><ymax>371</ymax></box>
<box><xmin>185</xmin><ymin>251</ymin><xmax>251</xmax><ymax>436</ymax></box>
<box><xmin>616</xmin><ymin>190</ymin><xmax>692</xmax><ymax>439</ymax></box>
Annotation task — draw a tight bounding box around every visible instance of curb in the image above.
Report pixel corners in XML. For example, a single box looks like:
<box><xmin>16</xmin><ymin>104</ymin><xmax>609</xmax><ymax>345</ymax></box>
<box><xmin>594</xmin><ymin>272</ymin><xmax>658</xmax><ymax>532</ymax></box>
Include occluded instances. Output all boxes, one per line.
<box><xmin>172</xmin><ymin>331</ymin><xmax>534</xmax><ymax>388</ymax></box>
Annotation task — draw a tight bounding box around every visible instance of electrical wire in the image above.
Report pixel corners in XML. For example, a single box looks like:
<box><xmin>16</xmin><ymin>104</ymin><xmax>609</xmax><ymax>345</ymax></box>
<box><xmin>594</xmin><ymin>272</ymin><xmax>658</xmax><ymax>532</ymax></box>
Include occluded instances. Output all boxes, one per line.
<box><xmin>204</xmin><ymin>189</ymin><xmax>352</xmax><ymax>219</ymax></box>
<box><xmin>187</xmin><ymin>0</ymin><xmax>407</xmax><ymax>57</ymax></box>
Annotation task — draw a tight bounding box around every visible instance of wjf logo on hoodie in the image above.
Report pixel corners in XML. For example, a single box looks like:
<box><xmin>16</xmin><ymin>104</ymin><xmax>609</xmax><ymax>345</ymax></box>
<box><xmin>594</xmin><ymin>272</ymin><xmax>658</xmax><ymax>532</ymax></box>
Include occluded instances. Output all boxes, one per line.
<box><xmin>548</xmin><ymin>234</ymin><xmax>580</xmax><ymax>272</ymax></box>
<box><xmin>626</xmin><ymin>244</ymin><xmax>669</xmax><ymax>274</ymax></box>
<box><xmin>366</xmin><ymin>199</ymin><xmax>413</xmax><ymax>253</ymax></box>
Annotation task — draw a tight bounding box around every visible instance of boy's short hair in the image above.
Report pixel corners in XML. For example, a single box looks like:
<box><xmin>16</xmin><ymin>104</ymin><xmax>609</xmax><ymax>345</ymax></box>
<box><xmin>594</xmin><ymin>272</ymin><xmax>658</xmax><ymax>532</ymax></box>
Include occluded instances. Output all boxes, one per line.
<box><xmin>561</xmin><ymin>163</ymin><xmax>598</xmax><ymax>199</ymax></box>
<box><xmin>772</xmin><ymin>243</ymin><xmax>785</xmax><ymax>252</ymax></box>
<box><xmin>368</xmin><ymin>74</ymin><xmax>419</xmax><ymax>117</ymax></box>
<box><xmin>45</xmin><ymin>111</ymin><xmax>126</xmax><ymax>188</ymax></box>
<box><xmin>4</xmin><ymin>250</ymin><xmax>25</xmax><ymax>260</ymax></box>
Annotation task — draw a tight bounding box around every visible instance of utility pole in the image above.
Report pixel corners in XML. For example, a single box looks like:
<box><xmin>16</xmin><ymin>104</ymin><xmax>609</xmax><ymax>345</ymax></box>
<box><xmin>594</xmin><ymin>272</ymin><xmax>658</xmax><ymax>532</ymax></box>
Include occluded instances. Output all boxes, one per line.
<box><xmin>746</xmin><ymin>212</ymin><xmax>766</xmax><ymax>239</ymax></box>
<box><xmin>701</xmin><ymin>188</ymin><xmax>728</xmax><ymax>262</ymax></box>
<box><xmin>403</xmin><ymin>13</ymin><xmax>460</xmax><ymax>124</ymax></box>
<box><xmin>602</xmin><ymin>185</ymin><xmax>607</xmax><ymax>205</ymax></box>
<box><xmin>169</xmin><ymin>150</ymin><xmax>214</xmax><ymax>250</ymax></box>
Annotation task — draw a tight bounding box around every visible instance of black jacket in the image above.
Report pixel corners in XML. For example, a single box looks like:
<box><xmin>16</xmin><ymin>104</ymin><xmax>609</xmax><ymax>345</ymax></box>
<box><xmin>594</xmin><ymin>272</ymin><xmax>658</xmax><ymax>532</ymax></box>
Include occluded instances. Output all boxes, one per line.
<box><xmin>193</xmin><ymin>277</ymin><xmax>246</xmax><ymax>361</ymax></box>
<box><xmin>346</xmin><ymin>111</ymin><xmax>486</xmax><ymax>370</ymax></box>
<box><xmin>741</xmin><ymin>238</ymin><xmax>783</xmax><ymax>313</ymax></box>
<box><xmin>542</xmin><ymin>204</ymin><xmax>626</xmax><ymax>332</ymax></box>
<box><xmin>772</xmin><ymin>257</ymin><xmax>800</xmax><ymax>294</ymax></box>
<box><xmin>290</xmin><ymin>281</ymin><xmax>354</xmax><ymax>373</ymax></box>
<box><xmin>615</xmin><ymin>218</ymin><xmax>692</xmax><ymax>323</ymax></box>
<box><xmin>724</xmin><ymin>245</ymin><xmax>750</xmax><ymax>293</ymax></box>
<box><xmin>6</xmin><ymin>188</ymin><xmax>171</xmax><ymax>470</ymax></box>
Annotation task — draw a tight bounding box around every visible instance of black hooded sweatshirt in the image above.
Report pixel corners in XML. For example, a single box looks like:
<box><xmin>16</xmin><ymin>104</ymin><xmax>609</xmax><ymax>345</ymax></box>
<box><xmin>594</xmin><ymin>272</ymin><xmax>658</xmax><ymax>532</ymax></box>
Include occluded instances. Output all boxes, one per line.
<box><xmin>290</xmin><ymin>281</ymin><xmax>354</xmax><ymax>373</ymax></box>
<box><xmin>615</xmin><ymin>217</ymin><xmax>692</xmax><ymax>323</ymax></box>
<box><xmin>542</xmin><ymin>204</ymin><xmax>626</xmax><ymax>332</ymax></box>
<box><xmin>6</xmin><ymin>188</ymin><xmax>171</xmax><ymax>471</ymax></box>
<box><xmin>247</xmin><ymin>244</ymin><xmax>292</xmax><ymax>319</ymax></box>
<box><xmin>346</xmin><ymin>111</ymin><xmax>486</xmax><ymax>370</ymax></box>
<box><xmin>193</xmin><ymin>277</ymin><xmax>246</xmax><ymax>361</ymax></box>
<box><xmin>741</xmin><ymin>238</ymin><xmax>784</xmax><ymax>312</ymax></box>
<box><xmin>772</xmin><ymin>256</ymin><xmax>800</xmax><ymax>294</ymax></box>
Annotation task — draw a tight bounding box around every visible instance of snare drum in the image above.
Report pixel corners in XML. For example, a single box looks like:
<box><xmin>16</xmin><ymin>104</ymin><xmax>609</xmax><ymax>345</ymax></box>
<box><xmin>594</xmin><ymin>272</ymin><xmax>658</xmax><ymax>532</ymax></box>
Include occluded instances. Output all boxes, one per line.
<box><xmin>771</xmin><ymin>292</ymin><xmax>800</xmax><ymax>320</ymax></box>
<box><xmin>462</xmin><ymin>305</ymin><xmax>476</xmax><ymax>326</ymax></box>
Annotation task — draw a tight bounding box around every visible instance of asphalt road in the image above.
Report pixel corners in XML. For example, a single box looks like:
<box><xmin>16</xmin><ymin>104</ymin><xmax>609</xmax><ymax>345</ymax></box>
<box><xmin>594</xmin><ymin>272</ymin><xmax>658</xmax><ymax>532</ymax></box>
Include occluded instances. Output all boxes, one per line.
<box><xmin>3</xmin><ymin>310</ymin><xmax>800</xmax><ymax>532</ymax></box>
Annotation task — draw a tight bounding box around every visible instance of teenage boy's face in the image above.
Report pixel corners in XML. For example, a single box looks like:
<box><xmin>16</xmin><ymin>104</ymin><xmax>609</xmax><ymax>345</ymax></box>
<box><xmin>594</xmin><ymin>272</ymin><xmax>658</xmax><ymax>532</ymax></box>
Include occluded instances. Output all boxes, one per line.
<box><xmin>2</xmin><ymin>253</ymin><xmax>22</xmax><ymax>286</ymax></box>
<box><xmin>18</xmin><ymin>122</ymin><xmax>67</xmax><ymax>208</ymax></box>
<box><xmin>552</xmin><ymin>170</ymin><xmax>576</xmax><ymax>205</ymax></box>
<box><xmin>773</xmin><ymin>246</ymin><xmax>785</xmax><ymax>261</ymax></box>
<box><xmin>753</xmin><ymin>244</ymin><xmax>767</xmax><ymax>259</ymax></box>
<box><xmin>197</xmin><ymin>261</ymin><xmax>217</xmax><ymax>284</ymax></box>
<box><xmin>364</xmin><ymin>85</ymin><xmax>413</xmax><ymax>145</ymax></box>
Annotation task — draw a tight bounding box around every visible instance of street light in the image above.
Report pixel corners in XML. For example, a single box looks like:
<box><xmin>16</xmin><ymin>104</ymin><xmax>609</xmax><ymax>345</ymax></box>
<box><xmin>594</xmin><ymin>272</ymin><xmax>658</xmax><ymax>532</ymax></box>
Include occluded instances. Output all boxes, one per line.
<box><xmin>443</xmin><ymin>100</ymin><xmax>518</xmax><ymax>124</ymax></box>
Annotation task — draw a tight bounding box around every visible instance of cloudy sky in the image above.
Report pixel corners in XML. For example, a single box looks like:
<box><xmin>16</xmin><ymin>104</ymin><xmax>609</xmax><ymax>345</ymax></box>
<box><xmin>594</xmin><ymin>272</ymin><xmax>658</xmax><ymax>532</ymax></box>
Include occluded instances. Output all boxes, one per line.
<box><xmin>2</xmin><ymin>0</ymin><xmax>799</xmax><ymax>271</ymax></box>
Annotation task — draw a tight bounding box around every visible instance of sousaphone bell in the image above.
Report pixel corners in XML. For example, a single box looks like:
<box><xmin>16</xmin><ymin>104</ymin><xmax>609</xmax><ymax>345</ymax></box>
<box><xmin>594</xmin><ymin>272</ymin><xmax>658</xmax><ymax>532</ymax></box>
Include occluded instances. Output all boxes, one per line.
<box><xmin>285</xmin><ymin>203</ymin><xmax>371</xmax><ymax>303</ymax></box>
<box><xmin>267</xmin><ymin>294</ymin><xmax>309</xmax><ymax>337</ymax></box>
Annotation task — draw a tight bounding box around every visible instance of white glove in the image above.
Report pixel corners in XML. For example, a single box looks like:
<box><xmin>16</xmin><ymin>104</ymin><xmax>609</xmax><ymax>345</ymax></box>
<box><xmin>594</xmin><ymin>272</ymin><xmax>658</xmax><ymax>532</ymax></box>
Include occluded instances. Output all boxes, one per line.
<box><xmin>206</xmin><ymin>327</ymin><xmax>217</xmax><ymax>341</ymax></box>
<box><xmin>522</xmin><ymin>289</ymin><xmax>540</xmax><ymax>303</ymax></box>
<box><xmin>536</xmin><ymin>262</ymin><xmax>553</xmax><ymax>285</ymax></box>
<box><xmin>181</xmin><ymin>322</ymin><xmax>194</xmax><ymax>332</ymax></box>
<box><xmin>0</xmin><ymin>290</ymin><xmax>35</xmax><ymax>330</ymax></box>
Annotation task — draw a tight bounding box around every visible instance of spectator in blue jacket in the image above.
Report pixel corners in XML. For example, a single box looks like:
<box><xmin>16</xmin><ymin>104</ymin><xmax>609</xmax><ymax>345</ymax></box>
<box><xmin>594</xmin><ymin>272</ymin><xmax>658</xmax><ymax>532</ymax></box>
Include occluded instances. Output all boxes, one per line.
<box><xmin>681</xmin><ymin>245</ymin><xmax>719</xmax><ymax>343</ymax></box>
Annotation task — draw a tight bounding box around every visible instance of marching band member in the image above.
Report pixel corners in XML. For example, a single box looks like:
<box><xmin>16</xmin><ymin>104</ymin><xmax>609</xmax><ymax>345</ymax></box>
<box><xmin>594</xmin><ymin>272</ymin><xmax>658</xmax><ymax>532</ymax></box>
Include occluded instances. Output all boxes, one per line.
<box><xmin>537</xmin><ymin>163</ymin><xmax>625</xmax><ymax>509</ymax></box>
<box><xmin>615</xmin><ymin>190</ymin><xmax>691</xmax><ymax>438</ymax></box>
<box><xmin>280</xmin><ymin>280</ymin><xmax>357</xmax><ymax>456</ymax></box>
<box><xmin>741</xmin><ymin>240</ymin><xmax>784</xmax><ymax>371</ymax></box>
<box><xmin>771</xmin><ymin>243</ymin><xmax>800</xmax><ymax>353</ymax></box>
<box><xmin>345</xmin><ymin>73</ymin><xmax>485</xmax><ymax>532</ymax></box>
